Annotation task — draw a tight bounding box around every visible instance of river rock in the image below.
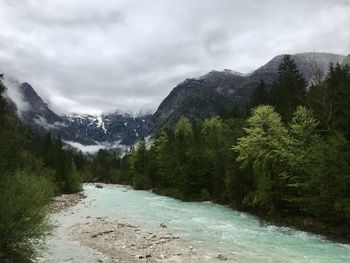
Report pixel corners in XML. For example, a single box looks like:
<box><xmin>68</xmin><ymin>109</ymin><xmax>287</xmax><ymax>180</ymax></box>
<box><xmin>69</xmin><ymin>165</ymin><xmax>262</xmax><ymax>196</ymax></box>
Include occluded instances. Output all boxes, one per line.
<box><xmin>160</xmin><ymin>223</ymin><xmax>167</xmax><ymax>228</ymax></box>
<box><xmin>217</xmin><ymin>254</ymin><xmax>228</xmax><ymax>261</ymax></box>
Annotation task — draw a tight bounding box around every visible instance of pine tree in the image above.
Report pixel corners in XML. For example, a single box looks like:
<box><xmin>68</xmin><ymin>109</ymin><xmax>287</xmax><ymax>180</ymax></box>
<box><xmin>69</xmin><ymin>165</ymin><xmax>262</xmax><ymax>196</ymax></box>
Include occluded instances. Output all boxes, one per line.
<box><xmin>269</xmin><ymin>55</ymin><xmax>307</xmax><ymax>120</ymax></box>
<box><xmin>132</xmin><ymin>138</ymin><xmax>149</xmax><ymax>189</ymax></box>
<box><xmin>201</xmin><ymin>117</ymin><xmax>226</xmax><ymax>199</ymax></box>
<box><xmin>327</xmin><ymin>63</ymin><xmax>350</xmax><ymax>138</ymax></box>
<box><xmin>250</xmin><ymin>79</ymin><xmax>269</xmax><ymax>107</ymax></box>
<box><xmin>234</xmin><ymin>105</ymin><xmax>288</xmax><ymax>212</ymax></box>
<box><xmin>154</xmin><ymin>131</ymin><xmax>171</xmax><ymax>188</ymax></box>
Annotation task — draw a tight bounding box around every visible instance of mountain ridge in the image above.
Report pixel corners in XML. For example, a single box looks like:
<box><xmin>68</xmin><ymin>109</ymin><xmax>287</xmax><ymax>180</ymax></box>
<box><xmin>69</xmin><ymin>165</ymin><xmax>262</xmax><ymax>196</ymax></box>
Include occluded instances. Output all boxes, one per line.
<box><xmin>3</xmin><ymin>76</ymin><xmax>152</xmax><ymax>150</ymax></box>
<box><xmin>151</xmin><ymin>52</ymin><xmax>347</xmax><ymax>131</ymax></box>
<box><xmin>3</xmin><ymin>52</ymin><xmax>347</xmax><ymax>152</ymax></box>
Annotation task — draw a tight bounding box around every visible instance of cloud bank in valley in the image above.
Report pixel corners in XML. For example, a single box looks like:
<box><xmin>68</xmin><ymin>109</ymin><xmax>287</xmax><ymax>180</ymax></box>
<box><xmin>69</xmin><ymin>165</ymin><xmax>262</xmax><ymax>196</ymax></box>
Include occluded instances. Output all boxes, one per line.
<box><xmin>0</xmin><ymin>0</ymin><xmax>349</xmax><ymax>114</ymax></box>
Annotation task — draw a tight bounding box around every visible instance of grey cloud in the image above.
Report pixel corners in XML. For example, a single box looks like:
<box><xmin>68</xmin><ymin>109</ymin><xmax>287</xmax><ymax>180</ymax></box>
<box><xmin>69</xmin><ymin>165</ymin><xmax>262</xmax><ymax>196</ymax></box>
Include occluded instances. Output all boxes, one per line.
<box><xmin>24</xmin><ymin>8</ymin><xmax>125</xmax><ymax>28</ymax></box>
<box><xmin>0</xmin><ymin>0</ymin><xmax>349</xmax><ymax>114</ymax></box>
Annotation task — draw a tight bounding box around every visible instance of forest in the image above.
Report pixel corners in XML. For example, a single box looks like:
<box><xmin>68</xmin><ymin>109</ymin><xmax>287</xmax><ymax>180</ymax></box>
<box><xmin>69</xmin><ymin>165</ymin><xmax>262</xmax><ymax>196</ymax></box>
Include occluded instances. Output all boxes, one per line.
<box><xmin>81</xmin><ymin>55</ymin><xmax>350</xmax><ymax>241</ymax></box>
<box><xmin>1</xmin><ymin>55</ymin><xmax>350</xmax><ymax>261</ymax></box>
<box><xmin>0</xmin><ymin>76</ymin><xmax>82</xmax><ymax>261</ymax></box>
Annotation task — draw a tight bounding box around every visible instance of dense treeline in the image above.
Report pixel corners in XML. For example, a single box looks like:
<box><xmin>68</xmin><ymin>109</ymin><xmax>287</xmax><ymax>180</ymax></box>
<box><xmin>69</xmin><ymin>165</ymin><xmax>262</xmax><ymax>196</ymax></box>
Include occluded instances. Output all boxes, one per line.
<box><xmin>3</xmin><ymin>55</ymin><xmax>349</xmax><ymax>260</ymax></box>
<box><xmin>0</xmin><ymin>76</ymin><xmax>82</xmax><ymax>262</ymax></box>
<box><xmin>89</xmin><ymin>55</ymin><xmax>350</xmax><ymax>240</ymax></box>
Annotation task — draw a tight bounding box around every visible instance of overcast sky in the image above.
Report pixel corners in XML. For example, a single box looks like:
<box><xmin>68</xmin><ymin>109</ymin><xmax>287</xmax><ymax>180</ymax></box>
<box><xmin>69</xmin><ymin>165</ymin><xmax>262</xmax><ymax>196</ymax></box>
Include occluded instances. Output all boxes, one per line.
<box><xmin>0</xmin><ymin>0</ymin><xmax>349</xmax><ymax>115</ymax></box>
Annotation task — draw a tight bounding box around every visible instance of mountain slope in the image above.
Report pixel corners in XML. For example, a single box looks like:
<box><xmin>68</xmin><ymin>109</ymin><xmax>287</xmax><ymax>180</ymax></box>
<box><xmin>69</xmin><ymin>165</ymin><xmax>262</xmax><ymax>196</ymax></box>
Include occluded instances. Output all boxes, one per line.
<box><xmin>3</xmin><ymin>75</ymin><xmax>152</xmax><ymax>149</ymax></box>
<box><xmin>62</xmin><ymin>112</ymin><xmax>152</xmax><ymax>145</ymax></box>
<box><xmin>152</xmin><ymin>52</ymin><xmax>347</xmax><ymax>131</ymax></box>
<box><xmin>3</xmin><ymin>52</ymin><xmax>347</xmax><ymax>150</ymax></box>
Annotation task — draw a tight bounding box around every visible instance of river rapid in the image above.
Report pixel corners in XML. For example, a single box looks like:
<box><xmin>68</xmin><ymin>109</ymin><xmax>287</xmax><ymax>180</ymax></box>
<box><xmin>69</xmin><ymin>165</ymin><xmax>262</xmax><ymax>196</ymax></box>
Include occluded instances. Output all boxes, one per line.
<box><xmin>39</xmin><ymin>184</ymin><xmax>350</xmax><ymax>262</ymax></box>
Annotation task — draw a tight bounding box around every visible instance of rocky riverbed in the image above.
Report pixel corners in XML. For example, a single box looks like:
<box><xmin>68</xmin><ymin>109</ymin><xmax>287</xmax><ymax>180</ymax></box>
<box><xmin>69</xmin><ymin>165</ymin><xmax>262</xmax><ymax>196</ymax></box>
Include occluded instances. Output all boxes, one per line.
<box><xmin>41</xmin><ymin>183</ymin><xmax>350</xmax><ymax>263</ymax></box>
<box><xmin>49</xmin><ymin>192</ymin><xmax>87</xmax><ymax>213</ymax></box>
<box><xmin>44</xmin><ymin>184</ymin><xmax>229</xmax><ymax>262</ymax></box>
<box><xmin>69</xmin><ymin>217</ymin><xmax>205</xmax><ymax>262</ymax></box>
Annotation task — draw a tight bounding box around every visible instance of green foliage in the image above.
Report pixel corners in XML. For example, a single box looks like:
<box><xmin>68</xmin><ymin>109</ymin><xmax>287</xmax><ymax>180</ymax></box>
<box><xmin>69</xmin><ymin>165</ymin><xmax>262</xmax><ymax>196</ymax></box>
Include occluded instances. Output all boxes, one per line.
<box><xmin>0</xmin><ymin>76</ymin><xmax>83</xmax><ymax>261</ymax></box>
<box><xmin>235</xmin><ymin>104</ymin><xmax>350</xmax><ymax>230</ymax></box>
<box><xmin>269</xmin><ymin>55</ymin><xmax>307</xmax><ymax>120</ymax></box>
<box><xmin>235</xmin><ymin>105</ymin><xmax>287</xmax><ymax>168</ymax></box>
<box><xmin>132</xmin><ymin>138</ymin><xmax>150</xmax><ymax>189</ymax></box>
<box><xmin>0</xmin><ymin>172</ymin><xmax>55</xmax><ymax>261</ymax></box>
<box><xmin>123</xmin><ymin>116</ymin><xmax>245</xmax><ymax>202</ymax></box>
<box><xmin>40</xmin><ymin>134</ymin><xmax>82</xmax><ymax>193</ymax></box>
<box><xmin>64</xmin><ymin>161</ymin><xmax>83</xmax><ymax>193</ymax></box>
<box><xmin>250</xmin><ymin>79</ymin><xmax>269</xmax><ymax>107</ymax></box>
<box><xmin>5</xmin><ymin>55</ymin><xmax>344</xmax><ymax>242</ymax></box>
<box><xmin>175</xmin><ymin>116</ymin><xmax>193</xmax><ymax>137</ymax></box>
<box><xmin>72</xmin><ymin>56</ymin><xmax>350</xmax><ymax>240</ymax></box>
<box><xmin>234</xmin><ymin>106</ymin><xmax>288</xmax><ymax>212</ymax></box>
<box><xmin>73</xmin><ymin>56</ymin><xmax>350</xmax><ymax>239</ymax></box>
<box><xmin>308</xmin><ymin>63</ymin><xmax>350</xmax><ymax>135</ymax></box>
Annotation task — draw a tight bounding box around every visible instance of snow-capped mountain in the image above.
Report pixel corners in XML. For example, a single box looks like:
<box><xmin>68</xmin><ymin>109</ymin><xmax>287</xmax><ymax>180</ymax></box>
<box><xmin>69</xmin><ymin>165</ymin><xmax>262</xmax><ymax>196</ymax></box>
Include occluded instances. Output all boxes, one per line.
<box><xmin>2</xmin><ymin>75</ymin><xmax>152</xmax><ymax>152</ymax></box>
<box><xmin>2</xmin><ymin>52</ymin><xmax>347</xmax><ymax>153</ymax></box>
<box><xmin>62</xmin><ymin>111</ymin><xmax>152</xmax><ymax>145</ymax></box>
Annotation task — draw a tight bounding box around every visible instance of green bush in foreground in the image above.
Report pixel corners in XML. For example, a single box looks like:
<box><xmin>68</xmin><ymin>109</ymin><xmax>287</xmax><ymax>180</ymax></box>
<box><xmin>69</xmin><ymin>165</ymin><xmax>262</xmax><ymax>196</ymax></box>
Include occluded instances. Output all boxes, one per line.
<box><xmin>0</xmin><ymin>171</ymin><xmax>55</xmax><ymax>262</ymax></box>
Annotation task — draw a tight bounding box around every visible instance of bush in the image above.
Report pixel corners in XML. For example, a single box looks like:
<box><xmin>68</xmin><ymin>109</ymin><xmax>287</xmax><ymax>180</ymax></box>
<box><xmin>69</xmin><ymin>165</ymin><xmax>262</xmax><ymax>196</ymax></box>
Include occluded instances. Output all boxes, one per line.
<box><xmin>0</xmin><ymin>171</ymin><xmax>55</xmax><ymax>261</ymax></box>
<box><xmin>64</xmin><ymin>162</ymin><xmax>82</xmax><ymax>193</ymax></box>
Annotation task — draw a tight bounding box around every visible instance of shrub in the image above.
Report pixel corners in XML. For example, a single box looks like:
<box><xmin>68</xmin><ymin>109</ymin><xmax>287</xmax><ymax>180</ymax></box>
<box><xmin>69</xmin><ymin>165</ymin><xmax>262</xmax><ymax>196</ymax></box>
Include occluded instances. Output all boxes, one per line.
<box><xmin>0</xmin><ymin>170</ymin><xmax>55</xmax><ymax>261</ymax></box>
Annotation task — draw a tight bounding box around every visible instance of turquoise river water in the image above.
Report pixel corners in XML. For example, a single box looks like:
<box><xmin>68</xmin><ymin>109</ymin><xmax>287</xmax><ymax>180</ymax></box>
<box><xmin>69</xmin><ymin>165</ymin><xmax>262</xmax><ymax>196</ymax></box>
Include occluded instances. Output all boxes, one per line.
<box><xmin>39</xmin><ymin>184</ymin><xmax>350</xmax><ymax>262</ymax></box>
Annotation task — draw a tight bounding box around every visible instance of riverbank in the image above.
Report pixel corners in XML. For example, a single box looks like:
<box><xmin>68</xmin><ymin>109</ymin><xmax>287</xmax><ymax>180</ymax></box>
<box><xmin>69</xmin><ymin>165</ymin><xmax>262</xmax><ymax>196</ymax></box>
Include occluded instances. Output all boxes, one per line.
<box><xmin>41</xmin><ymin>183</ymin><xmax>350</xmax><ymax>263</ymax></box>
<box><xmin>88</xmin><ymin>182</ymin><xmax>350</xmax><ymax>244</ymax></box>
<box><xmin>49</xmin><ymin>192</ymin><xmax>87</xmax><ymax>213</ymax></box>
<box><xmin>69</xmin><ymin>217</ymin><xmax>210</xmax><ymax>262</ymax></box>
<box><xmin>47</xmin><ymin>184</ymin><xmax>231</xmax><ymax>262</ymax></box>
<box><xmin>153</xmin><ymin>188</ymin><xmax>350</xmax><ymax>245</ymax></box>
<box><xmin>256</xmin><ymin>213</ymin><xmax>350</xmax><ymax>245</ymax></box>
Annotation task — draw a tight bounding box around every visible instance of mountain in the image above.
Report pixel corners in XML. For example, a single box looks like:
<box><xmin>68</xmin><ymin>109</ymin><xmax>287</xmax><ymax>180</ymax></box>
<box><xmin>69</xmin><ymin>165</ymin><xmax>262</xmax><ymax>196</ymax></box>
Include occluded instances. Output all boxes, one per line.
<box><xmin>62</xmin><ymin>111</ymin><xmax>152</xmax><ymax>145</ymax></box>
<box><xmin>343</xmin><ymin>55</ymin><xmax>350</xmax><ymax>65</ymax></box>
<box><xmin>152</xmin><ymin>69</ymin><xmax>246</xmax><ymax>131</ymax></box>
<box><xmin>3</xmin><ymin>75</ymin><xmax>152</xmax><ymax>151</ymax></box>
<box><xmin>152</xmin><ymin>52</ymin><xmax>347</xmax><ymax>131</ymax></box>
<box><xmin>3</xmin><ymin>76</ymin><xmax>95</xmax><ymax>145</ymax></box>
<box><xmin>3</xmin><ymin>52</ymin><xmax>347</xmax><ymax>151</ymax></box>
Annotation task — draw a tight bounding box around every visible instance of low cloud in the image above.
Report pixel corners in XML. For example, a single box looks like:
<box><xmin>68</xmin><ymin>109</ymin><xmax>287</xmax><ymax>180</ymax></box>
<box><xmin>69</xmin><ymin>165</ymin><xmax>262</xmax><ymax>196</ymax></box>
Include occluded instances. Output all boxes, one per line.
<box><xmin>2</xmin><ymin>75</ymin><xmax>30</xmax><ymax>118</ymax></box>
<box><xmin>33</xmin><ymin>116</ymin><xmax>69</xmax><ymax>130</ymax></box>
<box><xmin>64</xmin><ymin>140</ymin><xmax>128</xmax><ymax>154</ymax></box>
<box><xmin>0</xmin><ymin>0</ymin><xmax>349</xmax><ymax>114</ymax></box>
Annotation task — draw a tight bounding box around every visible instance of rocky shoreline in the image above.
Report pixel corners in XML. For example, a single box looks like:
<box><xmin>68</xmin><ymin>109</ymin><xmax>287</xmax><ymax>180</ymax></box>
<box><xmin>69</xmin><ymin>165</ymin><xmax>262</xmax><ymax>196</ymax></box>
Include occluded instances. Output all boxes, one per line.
<box><xmin>48</xmin><ymin>192</ymin><xmax>87</xmax><ymax>213</ymax></box>
<box><xmin>48</xmin><ymin>184</ymin><xmax>231</xmax><ymax>262</ymax></box>
<box><xmin>69</xmin><ymin>217</ymin><xmax>203</xmax><ymax>262</ymax></box>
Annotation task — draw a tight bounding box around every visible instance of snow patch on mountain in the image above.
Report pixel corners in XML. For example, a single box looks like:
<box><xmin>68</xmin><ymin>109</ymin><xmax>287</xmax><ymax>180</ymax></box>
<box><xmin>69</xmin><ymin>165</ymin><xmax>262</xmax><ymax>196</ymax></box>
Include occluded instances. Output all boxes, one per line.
<box><xmin>96</xmin><ymin>115</ymin><xmax>107</xmax><ymax>134</ymax></box>
<box><xmin>65</xmin><ymin>114</ymin><xmax>108</xmax><ymax>134</ymax></box>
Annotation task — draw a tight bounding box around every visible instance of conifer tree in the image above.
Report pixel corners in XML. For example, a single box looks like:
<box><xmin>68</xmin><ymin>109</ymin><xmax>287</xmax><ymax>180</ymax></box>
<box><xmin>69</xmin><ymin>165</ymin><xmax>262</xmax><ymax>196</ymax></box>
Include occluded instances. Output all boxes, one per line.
<box><xmin>326</xmin><ymin>63</ymin><xmax>350</xmax><ymax>138</ymax></box>
<box><xmin>132</xmin><ymin>138</ymin><xmax>149</xmax><ymax>189</ymax></box>
<box><xmin>250</xmin><ymin>79</ymin><xmax>269</xmax><ymax>107</ymax></box>
<box><xmin>269</xmin><ymin>55</ymin><xmax>307</xmax><ymax>120</ymax></box>
<box><xmin>234</xmin><ymin>105</ymin><xmax>288</xmax><ymax>212</ymax></box>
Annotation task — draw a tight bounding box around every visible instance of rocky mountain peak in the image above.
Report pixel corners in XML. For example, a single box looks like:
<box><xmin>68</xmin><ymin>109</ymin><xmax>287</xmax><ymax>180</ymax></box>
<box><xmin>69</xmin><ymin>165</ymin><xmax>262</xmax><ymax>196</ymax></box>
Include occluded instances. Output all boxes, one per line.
<box><xmin>152</xmin><ymin>52</ymin><xmax>347</xmax><ymax>132</ymax></box>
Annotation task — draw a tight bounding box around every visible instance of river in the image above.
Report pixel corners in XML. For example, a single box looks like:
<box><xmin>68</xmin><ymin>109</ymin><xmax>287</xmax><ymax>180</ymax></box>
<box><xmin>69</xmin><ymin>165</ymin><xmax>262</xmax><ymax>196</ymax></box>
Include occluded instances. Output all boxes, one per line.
<box><xmin>39</xmin><ymin>184</ymin><xmax>350</xmax><ymax>262</ymax></box>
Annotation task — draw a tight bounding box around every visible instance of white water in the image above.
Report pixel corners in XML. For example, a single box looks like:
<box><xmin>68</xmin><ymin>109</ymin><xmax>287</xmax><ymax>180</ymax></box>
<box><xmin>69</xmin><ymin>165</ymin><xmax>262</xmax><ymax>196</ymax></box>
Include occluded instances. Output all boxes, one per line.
<box><xmin>40</xmin><ymin>184</ymin><xmax>350</xmax><ymax>262</ymax></box>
